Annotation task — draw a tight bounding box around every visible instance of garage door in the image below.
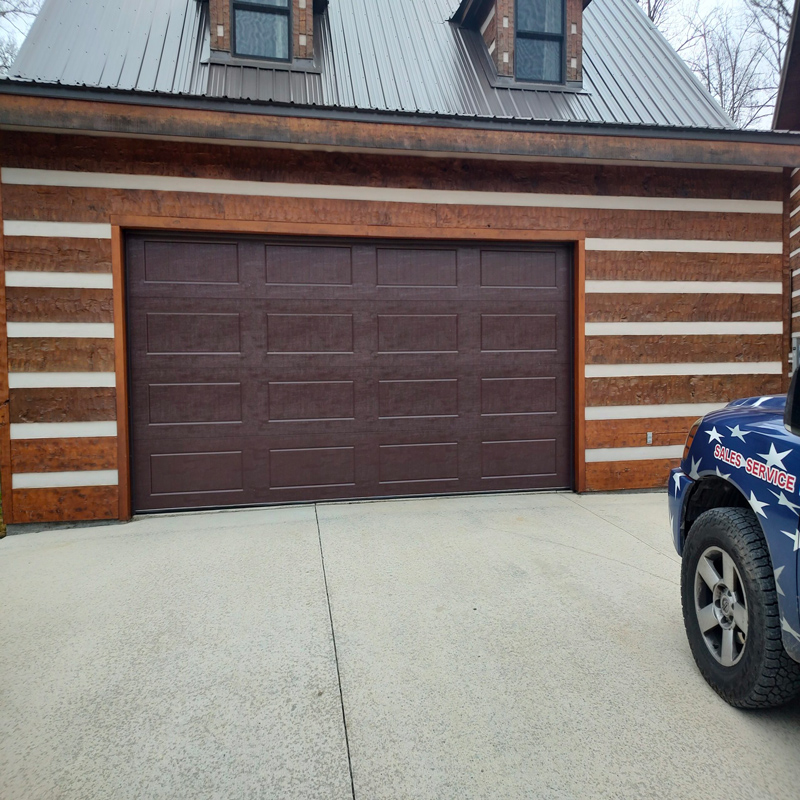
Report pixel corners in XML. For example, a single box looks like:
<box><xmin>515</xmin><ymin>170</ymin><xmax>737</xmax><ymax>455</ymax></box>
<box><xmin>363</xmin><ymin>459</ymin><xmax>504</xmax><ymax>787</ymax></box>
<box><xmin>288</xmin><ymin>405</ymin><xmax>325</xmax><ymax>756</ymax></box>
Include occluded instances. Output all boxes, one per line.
<box><xmin>126</xmin><ymin>235</ymin><xmax>573</xmax><ymax>512</ymax></box>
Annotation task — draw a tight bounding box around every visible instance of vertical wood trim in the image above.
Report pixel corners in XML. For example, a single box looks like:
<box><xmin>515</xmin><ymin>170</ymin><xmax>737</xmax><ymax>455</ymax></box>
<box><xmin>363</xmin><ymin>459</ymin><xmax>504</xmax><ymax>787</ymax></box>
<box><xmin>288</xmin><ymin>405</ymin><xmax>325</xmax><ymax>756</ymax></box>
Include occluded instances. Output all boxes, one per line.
<box><xmin>784</xmin><ymin>167</ymin><xmax>792</xmax><ymax>389</ymax></box>
<box><xmin>111</xmin><ymin>226</ymin><xmax>131</xmax><ymax>521</ymax></box>
<box><xmin>574</xmin><ymin>238</ymin><xmax>587</xmax><ymax>493</ymax></box>
<box><xmin>0</xmin><ymin>176</ymin><xmax>12</xmax><ymax>529</ymax></box>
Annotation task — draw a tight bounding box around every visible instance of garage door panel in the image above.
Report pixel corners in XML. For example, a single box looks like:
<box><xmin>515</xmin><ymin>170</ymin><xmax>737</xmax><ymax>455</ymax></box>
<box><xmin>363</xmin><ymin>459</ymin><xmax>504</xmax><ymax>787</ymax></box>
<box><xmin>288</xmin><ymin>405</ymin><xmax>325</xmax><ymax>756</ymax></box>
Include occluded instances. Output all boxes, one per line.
<box><xmin>128</xmin><ymin>235</ymin><xmax>573</xmax><ymax>511</ymax></box>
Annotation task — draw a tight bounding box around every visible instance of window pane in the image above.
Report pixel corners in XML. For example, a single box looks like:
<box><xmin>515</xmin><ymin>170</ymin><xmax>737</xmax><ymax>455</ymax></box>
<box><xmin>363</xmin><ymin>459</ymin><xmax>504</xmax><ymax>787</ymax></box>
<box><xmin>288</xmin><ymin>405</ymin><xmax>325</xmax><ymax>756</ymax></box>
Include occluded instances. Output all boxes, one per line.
<box><xmin>516</xmin><ymin>37</ymin><xmax>562</xmax><ymax>83</ymax></box>
<box><xmin>517</xmin><ymin>0</ymin><xmax>563</xmax><ymax>35</ymax></box>
<box><xmin>235</xmin><ymin>9</ymin><xmax>289</xmax><ymax>59</ymax></box>
<box><xmin>245</xmin><ymin>0</ymin><xmax>289</xmax><ymax>6</ymax></box>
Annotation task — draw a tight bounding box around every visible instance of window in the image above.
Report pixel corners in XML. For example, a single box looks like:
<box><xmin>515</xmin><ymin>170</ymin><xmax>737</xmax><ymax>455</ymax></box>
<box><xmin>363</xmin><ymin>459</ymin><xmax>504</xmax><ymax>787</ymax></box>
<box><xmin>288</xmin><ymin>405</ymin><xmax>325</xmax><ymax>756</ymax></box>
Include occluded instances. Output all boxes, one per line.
<box><xmin>515</xmin><ymin>0</ymin><xmax>564</xmax><ymax>83</ymax></box>
<box><xmin>232</xmin><ymin>0</ymin><xmax>291</xmax><ymax>61</ymax></box>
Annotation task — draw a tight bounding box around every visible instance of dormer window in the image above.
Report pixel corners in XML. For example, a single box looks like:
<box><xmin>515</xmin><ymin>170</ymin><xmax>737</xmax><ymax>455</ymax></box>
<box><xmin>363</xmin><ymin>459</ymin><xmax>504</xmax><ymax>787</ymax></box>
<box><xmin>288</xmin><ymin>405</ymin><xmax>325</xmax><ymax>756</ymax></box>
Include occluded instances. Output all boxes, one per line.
<box><xmin>232</xmin><ymin>0</ymin><xmax>291</xmax><ymax>61</ymax></box>
<box><xmin>516</xmin><ymin>0</ymin><xmax>565</xmax><ymax>83</ymax></box>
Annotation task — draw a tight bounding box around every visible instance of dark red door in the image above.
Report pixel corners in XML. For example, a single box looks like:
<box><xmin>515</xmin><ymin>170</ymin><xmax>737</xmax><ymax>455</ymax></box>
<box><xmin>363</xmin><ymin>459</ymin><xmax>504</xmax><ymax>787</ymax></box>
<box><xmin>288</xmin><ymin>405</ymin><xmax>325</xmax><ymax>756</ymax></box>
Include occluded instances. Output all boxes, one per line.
<box><xmin>126</xmin><ymin>234</ymin><xmax>573</xmax><ymax>512</ymax></box>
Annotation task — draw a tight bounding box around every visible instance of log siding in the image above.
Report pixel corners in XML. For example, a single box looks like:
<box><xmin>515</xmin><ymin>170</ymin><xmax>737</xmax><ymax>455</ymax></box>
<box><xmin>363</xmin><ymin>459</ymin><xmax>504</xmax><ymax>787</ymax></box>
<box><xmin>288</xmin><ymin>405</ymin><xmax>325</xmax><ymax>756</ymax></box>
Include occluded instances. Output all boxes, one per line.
<box><xmin>0</xmin><ymin>134</ymin><xmax>791</xmax><ymax>518</ymax></box>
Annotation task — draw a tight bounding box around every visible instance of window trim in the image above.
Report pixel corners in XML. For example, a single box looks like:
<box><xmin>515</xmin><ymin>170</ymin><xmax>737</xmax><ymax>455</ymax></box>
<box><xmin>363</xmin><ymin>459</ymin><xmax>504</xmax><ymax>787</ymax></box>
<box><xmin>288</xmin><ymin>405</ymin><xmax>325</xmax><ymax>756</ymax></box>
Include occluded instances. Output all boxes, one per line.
<box><xmin>514</xmin><ymin>0</ymin><xmax>566</xmax><ymax>85</ymax></box>
<box><xmin>231</xmin><ymin>0</ymin><xmax>293</xmax><ymax>64</ymax></box>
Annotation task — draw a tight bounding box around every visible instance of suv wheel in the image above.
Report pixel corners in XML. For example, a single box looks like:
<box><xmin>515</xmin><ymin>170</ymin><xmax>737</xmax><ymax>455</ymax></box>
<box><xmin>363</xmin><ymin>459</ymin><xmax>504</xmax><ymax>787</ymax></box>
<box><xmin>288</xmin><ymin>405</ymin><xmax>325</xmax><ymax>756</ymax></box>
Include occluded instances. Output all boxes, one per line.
<box><xmin>681</xmin><ymin>507</ymin><xmax>800</xmax><ymax>709</ymax></box>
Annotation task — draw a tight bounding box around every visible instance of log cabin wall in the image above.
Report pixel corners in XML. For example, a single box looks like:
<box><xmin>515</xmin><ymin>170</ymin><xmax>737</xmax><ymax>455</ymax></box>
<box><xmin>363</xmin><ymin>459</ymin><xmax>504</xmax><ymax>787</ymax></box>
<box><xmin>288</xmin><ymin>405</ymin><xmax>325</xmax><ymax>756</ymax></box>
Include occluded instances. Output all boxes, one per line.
<box><xmin>0</xmin><ymin>132</ymin><xmax>788</xmax><ymax>522</ymax></box>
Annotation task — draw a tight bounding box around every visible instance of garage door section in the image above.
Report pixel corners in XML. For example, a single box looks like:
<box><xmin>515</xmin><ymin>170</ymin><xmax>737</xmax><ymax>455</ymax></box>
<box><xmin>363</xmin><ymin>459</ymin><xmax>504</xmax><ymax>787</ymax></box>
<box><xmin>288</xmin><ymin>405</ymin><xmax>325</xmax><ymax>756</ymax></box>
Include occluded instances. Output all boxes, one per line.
<box><xmin>126</xmin><ymin>235</ymin><xmax>573</xmax><ymax>512</ymax></box>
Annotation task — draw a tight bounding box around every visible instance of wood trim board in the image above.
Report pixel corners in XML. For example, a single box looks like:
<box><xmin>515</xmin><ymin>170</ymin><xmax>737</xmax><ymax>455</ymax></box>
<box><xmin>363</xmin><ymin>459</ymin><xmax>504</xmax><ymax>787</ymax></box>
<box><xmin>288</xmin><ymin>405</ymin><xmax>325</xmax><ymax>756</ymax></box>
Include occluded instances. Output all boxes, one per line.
<box><xmin>0</xmin><ymin>180</ymin><xmax>12</xmax><ymax>529</ymax></box>
<box><xmin>112</xmin><ymin>226</ymin><xmax>131</xmax><ymax>521</ymax></box>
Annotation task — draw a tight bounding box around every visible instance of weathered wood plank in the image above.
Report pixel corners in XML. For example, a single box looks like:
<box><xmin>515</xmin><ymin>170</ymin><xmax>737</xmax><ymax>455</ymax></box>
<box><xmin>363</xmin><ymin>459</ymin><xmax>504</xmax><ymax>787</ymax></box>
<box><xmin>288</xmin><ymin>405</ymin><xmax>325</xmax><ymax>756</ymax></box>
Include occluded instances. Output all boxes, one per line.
<box><xmin>12</xmin><ymin>486</ymin><xmax>118</xmax><ymax>523</ymax></box>
<box><xmin>586</xmin><ymin>374</ymin><xmax>783</xmax><ymax>407</ymax></box>
<box><xmin>586</xmin><ymin>459</ymin><xmax>678</xmax><ymax>491</ymax></box>
<box><xmin>2</xmin><ymin>236</ymin><xmax>112</xmax><ymax>273</ymax></box>
<box><xmin>10</xmin><ymin>387</ymin><xmax>117</xmax><ymax>423</ymax></box>
<box><xmin>11</xmin><ymin>437</ymin><xmax>118</xmax><ymax>473</ymax></box>
<box><xmin>6</xmin><ymin>287</ymin><xmax>114</xmax><ymax>322</ymax></box>
<box><xmin>586</xmin><ymin>417</ymin><xmax>698</xmax><ymax>450</ymax></box>
<box><xmin>586</xmin><ymin>293</ymin><xmax>781</xmax><ymax>323</ymax></box>
<box><xmin>8</xmin><ymin>338</ymin><xmax>115</xmax><ymax>372</ymax></box>
<box><xmin>586</xmin><ymin>335</ymin><xmax>782</xmax><ymax>364</ymax></box>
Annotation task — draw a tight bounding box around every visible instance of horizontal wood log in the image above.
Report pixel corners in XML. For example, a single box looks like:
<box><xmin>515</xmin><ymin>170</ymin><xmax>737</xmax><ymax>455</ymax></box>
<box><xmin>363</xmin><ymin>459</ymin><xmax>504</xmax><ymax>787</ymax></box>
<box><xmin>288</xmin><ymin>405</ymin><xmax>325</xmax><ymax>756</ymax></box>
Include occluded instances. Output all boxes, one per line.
<box><xmin>586</xmin><ymin>417</ymin><xmax>698</xmax><ymax>449</ymax></box>
<box><xmin>1</xmin><ymin>95</ymin><xmax>798</xmax><ymax>168</ymax></box>
<box><xmin>586</xmin><ymin>251</ymin><xmax>781</xmax><ymax>282</ymax></box>
<box><xmin>3</xmin><ymin>236</ymin><xmax>112</xmax><ymax>273</ymax></box>
<box><xmin>11</xmin><ymin>437</ymin><xmax>118</xmax><ymax>473</ymax></box>
<box><xmin>0</xmin><ymin>132</ymin><xmax>784</xmax><ymax>201</ymax></box>
<box><xmin>8</xmin><ymin>338</ymin><xmax>115</xmax><ymax>372</ymax></box>
<box><xmin>586</xmin><ymin>293</ymin><xmax>781</xmax><ymax>323</ymax></box>
<box><xmin>12</xmin><ymin>486</ymin><xmax>118</xmax><ymax>523</ymax></box>
<box><xmin>2</xmin><ymin>185</ymin><xmax>783</xmax><ymax>242</ymax></box>
<box><xmin>586</xmin><ymin>334</ymin><xmax>782</xmax><ymax>364</ymax></box>
<box><xmin>10</xmin><ymin>387</ymin><xmax>116</xmax><ymax>423</ymax></box>
<box><xmin>586</xmin><ymin>374</ymin><xmax>782</xmax><ymax>407</ymax></box>
<box><xmin>586</xmin><ymin>459</ymin><xmax>678</xmax><ymax>491</ymax></box>
<box><xmin>6</xmin><ymin>287</ymin><xmax>114</xmax><ymax>322</ymax></box>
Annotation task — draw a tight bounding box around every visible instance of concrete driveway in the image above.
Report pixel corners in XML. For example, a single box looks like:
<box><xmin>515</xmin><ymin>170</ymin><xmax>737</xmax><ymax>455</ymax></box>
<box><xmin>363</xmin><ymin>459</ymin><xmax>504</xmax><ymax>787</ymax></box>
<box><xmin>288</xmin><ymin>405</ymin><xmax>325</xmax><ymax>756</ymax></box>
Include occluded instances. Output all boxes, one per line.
<box><xmin>1</xmin><ymin>492</ymin><xmax>799</xmax><ymax>800</ymax></box>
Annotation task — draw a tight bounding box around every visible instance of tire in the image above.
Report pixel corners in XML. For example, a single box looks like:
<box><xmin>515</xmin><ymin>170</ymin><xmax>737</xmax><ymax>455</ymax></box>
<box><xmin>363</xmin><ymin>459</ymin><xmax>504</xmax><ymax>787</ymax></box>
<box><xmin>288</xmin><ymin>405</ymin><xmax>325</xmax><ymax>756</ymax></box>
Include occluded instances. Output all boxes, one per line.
<box><xmin>681</xmin><ymin>507</ymin><xmax>800</xmax><ymax>709</ymax></box>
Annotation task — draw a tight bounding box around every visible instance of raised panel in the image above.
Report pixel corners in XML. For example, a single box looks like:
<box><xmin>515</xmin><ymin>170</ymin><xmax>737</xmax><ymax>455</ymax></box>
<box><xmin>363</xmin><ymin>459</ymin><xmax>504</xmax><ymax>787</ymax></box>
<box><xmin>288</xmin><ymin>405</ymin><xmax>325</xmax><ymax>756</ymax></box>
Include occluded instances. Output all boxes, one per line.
<box><xmin>482</xmin><ymin>439</ymin><xmax>557</xmax><ymax>479</ymax></box>
<box><xmin>378</xmin><ymin>315</ymin><xmax>458</xmax><ymax>353</ymax></box>
<box><xmin>267</xmin><ymin>314</ymin><xmax>354</xmax><ymax>353</ymax></box>
<box><xmin>481</xmin><ymin>250</ymin><xmax>557</xmax><ymax>287</ymax></box>
<box><xmin>270</xmin><ymin>447</ymin><xmax>355</xmax><ymax>489</ymax></box>
<box><xmin>269</xmin><ymin>381</ymin><xmax>355</xmax><ymax>421</ymax></box>
<box><xmin>481</xmin><ymin>378</ymin><xmax>557</xmax><ymax>416</ymax></box>
<box><xmin>266</xmin><ymin>245</ymin><xmax>353</xmax><ymax>285</ymax></box>
<box><xmin>379</xmin><ymin>443</ymin><xmax>459</xmax><ymax>484</ymax></box>
<box><xmin>148</xmin><ymin>383</ymin><xmax>243</xmax><ymax>425</ymax></box>
<box><xmin>377</xmin><ymin>248</ymin><xmax>457</xmax><ymax>286</ymax></box>
<box><xmin>146</xmin><ymin>313</ymin><xmax>241</xmax><ymax>355</ymax></box>
<box><xmin>150</xmin><ymin>451</ymin><xmax>244</xmax><ymax>495</ymax></box>
<box><xmin>378</xmin><ymin>380</ymin><xmax>458</xmax><ymax>419</ymax></box>
<box><xmin>144</xmin><ymin>241</ymin><xmax>239</xmax><ymax>284</ymax></box>
<box><xmin>481</xmin><ymin>315</ymin><xmax>557</xmax><ymax>352</ymax></box>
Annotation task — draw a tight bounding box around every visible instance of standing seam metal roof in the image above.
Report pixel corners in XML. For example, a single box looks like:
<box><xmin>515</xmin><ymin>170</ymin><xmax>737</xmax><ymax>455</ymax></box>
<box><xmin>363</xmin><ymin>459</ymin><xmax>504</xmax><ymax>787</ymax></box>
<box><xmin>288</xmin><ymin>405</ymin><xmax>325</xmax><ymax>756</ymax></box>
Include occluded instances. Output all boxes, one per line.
<box><xmin>7</xmin><ymin>0</ymin><xmax>736</xmax><ymax>130</ymax></box>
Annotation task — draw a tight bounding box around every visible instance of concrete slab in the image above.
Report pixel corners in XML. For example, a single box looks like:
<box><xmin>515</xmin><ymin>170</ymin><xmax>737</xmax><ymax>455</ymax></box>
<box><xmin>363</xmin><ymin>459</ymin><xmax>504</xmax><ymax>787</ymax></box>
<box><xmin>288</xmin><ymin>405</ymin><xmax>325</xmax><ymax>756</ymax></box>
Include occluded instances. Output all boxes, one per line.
<box><xmin>317</xmin><ymin>492</ymin><xmax>800</xmax><ymax>800</ymax></box>
<box><xmin>0</xmin><ymin>507</ymin><xmax>352</xmax><ymax>800</ymax></box>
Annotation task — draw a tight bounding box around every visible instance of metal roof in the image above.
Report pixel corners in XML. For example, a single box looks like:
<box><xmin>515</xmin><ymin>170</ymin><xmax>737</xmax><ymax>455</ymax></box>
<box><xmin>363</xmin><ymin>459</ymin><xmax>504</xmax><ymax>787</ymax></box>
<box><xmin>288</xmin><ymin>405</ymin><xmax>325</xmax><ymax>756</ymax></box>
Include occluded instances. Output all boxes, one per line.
<box><xmin>8</xmin><ymin>0</ymin><xmax>735</xmax><ymax>130</ymax></box>
<box><xmin>774</xmin><ymin>0</ymin><xmax>800</xmax><ymax>131</ymax></box>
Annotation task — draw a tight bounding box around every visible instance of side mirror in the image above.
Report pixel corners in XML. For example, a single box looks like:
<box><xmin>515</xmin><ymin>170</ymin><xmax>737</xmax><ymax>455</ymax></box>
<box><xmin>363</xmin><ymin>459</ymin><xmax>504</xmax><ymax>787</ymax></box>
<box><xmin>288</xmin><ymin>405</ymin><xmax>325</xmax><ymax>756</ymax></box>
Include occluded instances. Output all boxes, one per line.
<box><xmin>785</xmin><ymin>368</ymin><xmax>800</xmax><ymax>435</ymax></box>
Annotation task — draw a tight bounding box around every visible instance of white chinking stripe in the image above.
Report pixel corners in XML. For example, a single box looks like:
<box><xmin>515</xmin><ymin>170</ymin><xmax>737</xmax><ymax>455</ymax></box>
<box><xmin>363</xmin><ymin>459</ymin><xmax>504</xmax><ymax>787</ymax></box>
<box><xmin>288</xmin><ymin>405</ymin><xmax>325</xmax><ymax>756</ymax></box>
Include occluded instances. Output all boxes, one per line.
<box><xmin>9</xmin><ymin>372</ymin><xmax>116</xmax><ymax>389</ymax></box>
<box><xmin>586</xmin><ymin>362</ymin><xmax>782</xmax><ymax>378</ymax></box>
<box><xmin>12</xmin><ymin>470</ymin><xmax>119</xmax><ymax>490</ymax></box>
<box><xmin>10</xmin><ymin>421</ymin><xmax>117</xmax><ymax>440</ymax></box>
<box><xmin>792</xmin><ymin>248</ymin><xmax>800</xmax><ymax>259</ymax></box>
<box><xmin>793</xmin><ymin>184</ymin><xmax>800</xmax><ymax>198</ymax></box>
<box><xmin>586</xmin><ymin>403</ymin><xmax>727</xmax><ymax>420</ymax></box>
<box><xmin>5</xmin><ymin>271</ymin><xmax>114</xmax><ymax>289</ymax></box>
<box><xmin>586</xmin><ymin>445</ymin><xmax>684</xmax><ymax>463</ymax></box>
<box><xmin>585</xmin><ymin>280</ymin><xmax>782</xmax><ymax>294</ymax></box>
<box><xmin>7</xmin><ymin>322</ymin><xmax>115</xmax><ymax>338</ymax></box>
<box><xmin>791</xmin><ymin>225</ymin><xmax>800</xmax><ymax>239</ymax></box>
<box><xmin>585</xmin><ymin>321</ymin><xmax>782</xmax><ymax>335</ymax></box>
<box><xmin>585</xmin><ymin>239</ymin><xmax>782</xmax><ymax>254</ymax></box>
<box><xmin>2</xmin><ymin>220</ymin><xmax>112</xmax><ymax>238</ymax></box>
<box><xmin>0</xmin><ymin>168</ymin><xmax>784</xmax><ymax>215</ymax></box>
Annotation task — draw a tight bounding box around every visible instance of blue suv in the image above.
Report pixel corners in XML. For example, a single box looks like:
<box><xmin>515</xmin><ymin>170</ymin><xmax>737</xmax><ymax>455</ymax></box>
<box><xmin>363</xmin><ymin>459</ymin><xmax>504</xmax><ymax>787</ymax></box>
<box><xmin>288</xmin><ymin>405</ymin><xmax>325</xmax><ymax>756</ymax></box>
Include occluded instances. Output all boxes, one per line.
<box><xmin>670</xmin><ymin>372</ymin><xmax>800</xmax><ymax>709</ymax></box>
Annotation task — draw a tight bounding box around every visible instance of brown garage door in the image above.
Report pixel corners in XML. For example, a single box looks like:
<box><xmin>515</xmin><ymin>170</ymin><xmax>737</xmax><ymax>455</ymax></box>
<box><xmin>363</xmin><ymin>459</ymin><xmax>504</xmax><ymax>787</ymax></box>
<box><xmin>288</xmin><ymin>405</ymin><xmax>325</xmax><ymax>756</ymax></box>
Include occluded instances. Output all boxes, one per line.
<box><xmin>126</xmin><ymin>234</ymin><xmax>573</xmax><ymax>512</ymax></box>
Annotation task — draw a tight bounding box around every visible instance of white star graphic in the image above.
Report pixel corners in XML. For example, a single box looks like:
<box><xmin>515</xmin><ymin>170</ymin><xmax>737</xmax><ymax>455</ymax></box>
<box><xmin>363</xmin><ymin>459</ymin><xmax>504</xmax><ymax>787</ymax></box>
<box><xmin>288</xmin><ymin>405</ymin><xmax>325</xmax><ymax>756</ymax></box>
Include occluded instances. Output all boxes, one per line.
<box><xmin>749</xmin><ymin>492</ymin><xmax>770</xmax><ymax>518</ymax></box>
<box><xmin>781</xmin><ymin>529</ymin><xmax>800</xmax><ymax>552</ymax></box>
<box><xmin>689</xmin><ymin>457</ymin><xmax>702</xmax><ymax>480</ymax></box>
<box><xmin>672</xmin><ymin>472</ymin><xmax>684</xmax><ymax>496</ymax></box>
<box><xmin>757</xmin><ymin>443</ymin><xmax>792</xmax><ymax>471</ymax></box>
<box><xmin>775</xmin><ymin>565</ymin><xmax>786</xmax><ymax>597</ymax></box>
<box><xmin>728</xmin><ymin>425</ymin><xmax>750</xmax><ymax>442</ymax></box>
<box><xmin>706</xmin><ymin>426</ymin><xmax>723</xmax><ymax>444</ymax></box>
<box><xmin>781</xmin><ymin>616</ymin><xmax>800</xmax><ymax>643</ymax></box>
<box><xmin>715</xmin><ymin>466</ymin><xmax>731</xmax><ymax>480</ymax></box>
<box><xmin>769</xmin><ymin>490</ymin><xmax>800</xmax><ymax>515</ymax></box>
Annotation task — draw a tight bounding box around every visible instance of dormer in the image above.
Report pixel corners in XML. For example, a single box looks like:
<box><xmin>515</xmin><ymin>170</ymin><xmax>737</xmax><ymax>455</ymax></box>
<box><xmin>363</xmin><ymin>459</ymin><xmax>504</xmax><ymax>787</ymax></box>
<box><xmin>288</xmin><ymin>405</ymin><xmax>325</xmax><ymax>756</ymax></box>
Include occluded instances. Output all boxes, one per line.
<box><xmin>209</xmin><ymin>0</ymin><xmax>328</xmax><ymax>63</ymax></box>
<box><xmin>454</xmin><ymin>0</ymin><xmax>585</xmax><ymax>86</ymax></box>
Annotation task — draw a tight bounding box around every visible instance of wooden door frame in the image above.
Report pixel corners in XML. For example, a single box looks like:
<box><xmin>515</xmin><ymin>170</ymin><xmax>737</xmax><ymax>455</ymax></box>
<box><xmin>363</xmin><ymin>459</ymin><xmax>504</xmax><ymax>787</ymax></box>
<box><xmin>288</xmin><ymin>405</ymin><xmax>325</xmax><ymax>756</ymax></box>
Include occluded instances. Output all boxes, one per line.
<box><xmin>110</xmin><ymin>216</ymin><xmax>587</xmax><ymax>520</ymax></box>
